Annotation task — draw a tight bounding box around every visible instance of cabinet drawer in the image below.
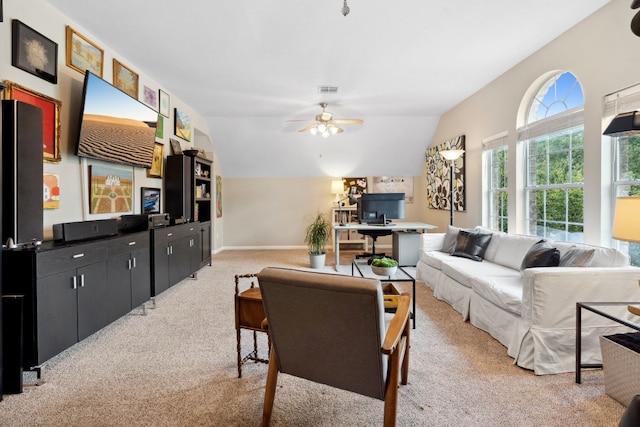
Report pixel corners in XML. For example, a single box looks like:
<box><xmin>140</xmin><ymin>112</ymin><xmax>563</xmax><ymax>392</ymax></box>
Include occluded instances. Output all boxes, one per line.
<box><xmin>106</xmin><ymin>232</ymin><xmax>150</xmax><ymax>256</ymax></box>
<box><xmin>36</xmin><ymin>244</ymin><xmax>108</xmax><ymax>278</ymax></box>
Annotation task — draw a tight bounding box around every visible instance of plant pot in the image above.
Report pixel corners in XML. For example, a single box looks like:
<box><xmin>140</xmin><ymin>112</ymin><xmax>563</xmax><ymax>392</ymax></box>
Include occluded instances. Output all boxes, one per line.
<box><xmin>309</xmin><ymin>252</ymin><xmax>326</xmax><ymax>269</ymax></box>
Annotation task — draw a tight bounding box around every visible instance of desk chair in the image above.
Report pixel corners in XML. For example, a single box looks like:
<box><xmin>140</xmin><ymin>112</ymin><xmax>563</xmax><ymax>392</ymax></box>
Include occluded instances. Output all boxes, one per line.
<box><xmin>356</xmin><ymin>229</ymin><xmax>393</xmax><ymax>260</ymax></box>
<box><xmin>257</xmin><ymin>267</ymin><xmax>411</xmax><ymax>427</ymax></box>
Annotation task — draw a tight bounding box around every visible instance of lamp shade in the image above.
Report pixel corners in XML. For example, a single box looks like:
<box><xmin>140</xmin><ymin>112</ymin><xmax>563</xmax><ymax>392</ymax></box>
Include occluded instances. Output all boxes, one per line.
<box><xmin>612</xmin><ymin>196</ymin><xmax>640</xmax><ymax>242</ymax></box>
<box><xmin>603</xmin><ymin>111</ymin><xmax>640</xmax><ymax>137</ymax></box>
<box><xmin>331</xmin><ymin>180</ymin><xmax>344</xmax><ymax>195</ymax></box>
<box><xmin>440</xmin><ymin>149</ymin><xmax>465</xmax><ymax>161</ymax></box>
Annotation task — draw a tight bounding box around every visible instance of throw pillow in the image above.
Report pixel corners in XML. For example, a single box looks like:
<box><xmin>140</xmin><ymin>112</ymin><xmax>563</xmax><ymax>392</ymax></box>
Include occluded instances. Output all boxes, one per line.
<box><xmin>520</xmin><ymin>239</ymin><xmax>560</xmax><ymax>273</ymax></box>
<box><xmin>451</xmin><ymin>230</ymin><xmax>493</xmax><ymax>262</ymax></box>
<box><xmin>559</xmin><ymin>246</ymin><xmax>596</xmax><ymax>267</ymax></box>
<box><xmin>441</xmin><ymin>225</ymin><xmax>462</xmax><ymax>254</ymax></box>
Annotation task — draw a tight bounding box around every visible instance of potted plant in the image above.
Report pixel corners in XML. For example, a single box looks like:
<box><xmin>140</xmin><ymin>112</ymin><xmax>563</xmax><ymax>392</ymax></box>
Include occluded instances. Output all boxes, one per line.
<box><xmin>304</xmin><ymin>212</ymin><xmax>332</xmax><ymax>269</ymax></box>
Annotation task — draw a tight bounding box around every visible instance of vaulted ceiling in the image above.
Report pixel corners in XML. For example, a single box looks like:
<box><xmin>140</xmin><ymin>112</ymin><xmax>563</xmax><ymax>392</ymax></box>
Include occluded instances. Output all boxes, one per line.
<box><xmin>47</xmin><ymin>0</ymin><xmax>611</xmax><ymax>178</ymax></box>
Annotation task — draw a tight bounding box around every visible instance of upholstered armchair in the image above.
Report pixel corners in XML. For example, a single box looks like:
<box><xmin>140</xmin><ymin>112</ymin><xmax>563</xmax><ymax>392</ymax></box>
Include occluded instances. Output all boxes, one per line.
<box><xmin>257</xmin><ymin>267</ymin><xmax>411</xmax><ymax>427</ymax></box>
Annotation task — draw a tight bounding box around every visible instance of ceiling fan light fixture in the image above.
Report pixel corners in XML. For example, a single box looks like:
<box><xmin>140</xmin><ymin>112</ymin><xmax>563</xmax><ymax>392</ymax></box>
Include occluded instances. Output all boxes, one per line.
<box><xmin>330</xmin><ymin>126</ymin><xmax>339</xmax><ymax>135</ymax></box>
<box><xmin>341</xmin><ymin>0</ymin><xmax>350</xmax><ymax>16</ymax></box>
<box><xmin>317</xmin><ymin>123</ymin><xmax>327</xmax><ymax>133</ymax></box>
<box><xmin>309</xmin><ymin>127</ymin><xmax>318</xmax><ymax>135</ymax></box>
<box><xmin>322</xmin><ymin>131</ymin><xmax>330</xmax><ymax>138</ymax></box>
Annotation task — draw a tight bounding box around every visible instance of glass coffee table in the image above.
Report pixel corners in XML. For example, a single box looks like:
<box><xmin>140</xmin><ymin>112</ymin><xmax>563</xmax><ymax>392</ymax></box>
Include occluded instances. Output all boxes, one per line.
<box><xmin>352</xmin><ymin>259</ymin><xmax>416</xmax><ymax>329</ymax></box>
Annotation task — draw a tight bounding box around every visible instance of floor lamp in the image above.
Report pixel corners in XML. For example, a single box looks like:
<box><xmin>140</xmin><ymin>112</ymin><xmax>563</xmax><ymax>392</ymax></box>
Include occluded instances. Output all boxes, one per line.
<box><xmin>612</xmin><ymin>196</ymin><xmax>640</xmax><ymax>317</ymax></box>
<box><xmin>439</xmin><ymin>149</ymin><xmax>465</xmax><ymax>226</ymax></box>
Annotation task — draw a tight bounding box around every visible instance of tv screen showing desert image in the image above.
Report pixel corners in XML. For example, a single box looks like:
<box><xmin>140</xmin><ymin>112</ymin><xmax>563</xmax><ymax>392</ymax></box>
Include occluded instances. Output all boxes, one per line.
<box><xmin>76</xmin><ymin>72</ymin><xmax>157</xmax><ymax>169</ymax></box>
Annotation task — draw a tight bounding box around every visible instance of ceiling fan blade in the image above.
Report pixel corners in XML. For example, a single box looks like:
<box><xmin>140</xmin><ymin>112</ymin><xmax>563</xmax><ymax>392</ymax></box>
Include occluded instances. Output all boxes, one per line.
<box><xmin>334</xmin><ymin>126</ymin><xmax>344</xmax><ymax>134</ymax></box>
<box><xmin>297</xmin><ymin>124</ymin><xmax>317</xmax><ymax>133</ymax></box>
<box><xmin>333</xmin><ymin>119</ymin><xmax>363</xmax><ymax>125</ymax></box>
<box><xmin>286</xmin><ymin>119</ymin><xmax>313</xmax><ymax>123</ymax></box>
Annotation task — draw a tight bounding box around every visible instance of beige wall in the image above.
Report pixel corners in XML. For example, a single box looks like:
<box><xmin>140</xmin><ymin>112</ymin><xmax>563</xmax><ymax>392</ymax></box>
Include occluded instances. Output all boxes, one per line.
<box><xmin>415</xmin><ymin>0</ymin><xmax>639</xmax><ymax>246</ymax></box>
<box><xmin>222</xmin><ymin>177</ymin><xmax>425</xmax><ymax>249</ymax></box>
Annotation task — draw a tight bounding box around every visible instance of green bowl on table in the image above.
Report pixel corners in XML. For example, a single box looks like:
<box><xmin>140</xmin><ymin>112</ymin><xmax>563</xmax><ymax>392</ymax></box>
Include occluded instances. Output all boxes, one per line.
<box><xmin>370</xmin><ymin>257</ymin><xmax>398</xmax><ymax>276</ymax></box>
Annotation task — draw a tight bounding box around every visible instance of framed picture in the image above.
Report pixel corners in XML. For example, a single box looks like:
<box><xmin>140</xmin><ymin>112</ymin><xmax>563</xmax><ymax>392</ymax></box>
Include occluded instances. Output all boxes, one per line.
<box><xmin>113</xmin><ymin>59</ymin><xmax>139</xmax><ymax>98</ymax></box>
<box><xmin>159</xmin><ymin>89</ymin><xmax>170</xmax><ymax>117</ymax></box>
<box><xmin>155</xmin><ymin>115</ymin><xmax>164</xmax><ymax>139</ymax></box>
<box><xmin>147</xmin><ymin>142</ymin><xmax>164</xmax><ymax>178</ymax></box>
<box><xmin>89</xmin><ymin>163</ymin><xmax>133</xmax><ymax>214</ymax></box>
<box><xmin>170</xmin><ymin>139</ymin><xmax>182</xmax><ymax>155</ymax></box>
<box><xmin>174</xmin><ymin>108</ymin><xmax>192</xmax><ymax>141</ymax></box>
<box><xmin>3</xmin><ymin>81</ymin><xmax>62</xmax><ymax>163</ymax></box>
<box><xmin>65</xmin><ymin>26</ymin><xmax>104</xmax><ymax>77</ymax></box>
<box><xmin>141</xmin><ymin>187</ymin><xmax>161</xmax><ymax>214</ymax></box>
<box><xmin>425</xmin><ymin>135</ymin><xmax>466</xmax><ymax>212</ymax></box>
<box><xmin>11</xmin><ymin>20</ymin><xmax>58</xmax><ymax>83</ymax></box>
<box><xmin>216</xmin><ymin>175</ymin><xmax>223</xmax><ymax>218</ymax></box>
<box><xmin>43</xmin><ymin>173</ymin><xmax>60</xmax><ymax>209</ymax></box>
<box><xmin>142</xmin><ymin>85</ymin><xmax>158</xmax><ymax>111</ymax></box>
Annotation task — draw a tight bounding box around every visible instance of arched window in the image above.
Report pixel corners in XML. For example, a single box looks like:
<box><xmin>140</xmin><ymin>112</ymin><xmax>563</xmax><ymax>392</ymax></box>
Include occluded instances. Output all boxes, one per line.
<box><xmin>518</xmin><ymin>71</ymin><xmax>584</xmax><ymax>242</ymax></box>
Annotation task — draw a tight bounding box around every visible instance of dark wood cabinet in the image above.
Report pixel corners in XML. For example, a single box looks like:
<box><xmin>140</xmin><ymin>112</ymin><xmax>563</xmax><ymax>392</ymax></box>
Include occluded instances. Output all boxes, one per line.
<box><xmin>165</xmin><ymin>153</ymin><xmax>213</xmax><ymax>227</ymax></box>
<box><xmin>2</xmin><ymin>233</ymin><xmax>150</xmax><ymax>368</ymax></box>
<box><xmin>199</xmin><ymin>221</ymin><xmax>212</xmax><ymax>268</ymax></box>
<box><xmin>105</xmin><ymin>231</ymin><xmax>150</xmax><ymax>323</ymax></box>
<box><xmin>150</xmin><ymin>223</ymin><xmax>202</xmax><ymax>297</ymax></box>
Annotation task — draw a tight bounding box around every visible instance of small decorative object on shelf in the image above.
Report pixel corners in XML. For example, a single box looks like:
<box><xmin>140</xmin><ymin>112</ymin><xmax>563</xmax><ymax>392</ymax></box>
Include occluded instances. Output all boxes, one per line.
<box><xmin>370</xmin><ymin>257</ymin><xmax>398</xmax><ymax>276</ymax></box>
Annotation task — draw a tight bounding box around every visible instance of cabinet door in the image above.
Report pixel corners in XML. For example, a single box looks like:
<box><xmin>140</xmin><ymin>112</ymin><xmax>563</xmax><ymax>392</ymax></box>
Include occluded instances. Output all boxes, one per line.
<box><xmin>189</xmin><ymin>232</ymin><xmax>201</xmax><ymax>274</ymax></box>
<box><xmin>200</xmin><ymin>222</ymin><xmax>211</xmax><ymax>267</ymax></box>
<box><xmin>36</xmin><ymin>270</ymin><xmax>78</xmax><ymax>365</ymax></box>
<box><xmin>169</xmin><ymin>236</ymin><xmax>192</xmax><ymax>286</ymax></box>
<box><xmin>107</xmin><ymin>252</ymin><xmax>133</xmax><ymax>323</ymax></box>
<box><xmin>77</xmin><ymin>261</ymin><xmax>109</xmax><ymax>341</ymax></box>
<box><xmin>130</xmin><ymin>247</ymin><xmax>151</xmax><ymax>308</ymax></box>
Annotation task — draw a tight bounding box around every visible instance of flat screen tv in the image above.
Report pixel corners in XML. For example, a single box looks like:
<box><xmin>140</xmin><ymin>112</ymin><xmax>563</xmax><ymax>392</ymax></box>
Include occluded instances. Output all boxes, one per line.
<box><xmin>75</xmin><ymin>71</ymin><xmax>157</xmax><ymax>169</ymax></box>
<box><xmin>358</xmin><ymin>193</ymin><xmax>405</xmax><ymax>224</ymax></box>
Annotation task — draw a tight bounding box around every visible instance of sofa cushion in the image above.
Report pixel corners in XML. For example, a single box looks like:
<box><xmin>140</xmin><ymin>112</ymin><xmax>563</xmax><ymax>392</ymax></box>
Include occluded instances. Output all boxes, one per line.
<box><xmin>451</xmin><ymin>230</ymin><xmax>493</xmax><ymax>262</ymax></box>
<box><xmin>441</xmin><ymin>256</ymin><xmax>519</xmax><ymax>289</ymax></box>
<box><xmin>470</xmin><ymin>274</ymin><xmax>524</xmax><ymax>315</ymax></box>
<box><xmin>520</xmin><ymin>239</ymin><xmax>560</xmax><ymax>272</ymax></box>
<box><xmin>441</xmin><ymin>225</ymin><xmax>462</xmax><ymax>254</ymax></box>
<box><xmin>492</xmin><ymin>234</ymin><xmax>542</xmax><ymax>270</ymax></box>
<box><xmin>474</xmin><ymin>226</ymin><xmax>503</xmax><ymax>263</ymax></box>
<box><xmin>558</xmin><ymin>246</ymin><xmax>596</xmax><ymax>267</ymax></box>
<box><xmin>419</xmin><ymin>250</ymin><xmax>450</xmax><ymax>270</ymax></box>
<box><xmin>554</xmin><ymin>241</ymin><xmax>630</xmax><ymax>268</ymax></box>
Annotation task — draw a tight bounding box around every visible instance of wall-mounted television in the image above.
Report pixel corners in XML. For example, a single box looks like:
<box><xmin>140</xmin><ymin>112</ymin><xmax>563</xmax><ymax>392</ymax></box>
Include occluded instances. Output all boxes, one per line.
<box><xmin>358</xmin><ymin>193</ymin><xmax>406</xmax><ymax>225</ymax></box>
<box><xmin>75</xmin><ymin>71</ymin><xmax>157</xmax><ymax>169</ymax></box>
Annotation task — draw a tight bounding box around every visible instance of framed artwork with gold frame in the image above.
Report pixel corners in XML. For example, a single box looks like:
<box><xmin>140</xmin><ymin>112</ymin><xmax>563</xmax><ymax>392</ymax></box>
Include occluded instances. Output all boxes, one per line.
<box><xmin>2</xmin><ymin>81</ymin><xmax>62</xmax><ymax>163</ymax></box>
<box><xmin>147</xmin><ymin>142</ymin><xmax>164</xmax><ymax>178</ymax></box>
<box><xmin>113</xmin><ymin>59</ymin><xmax>139</xmax><ymax>98</ymax></box>
<box><xmin>65</xmin><ymin>26</ymin><xmax>104</xmax><ymax>77</ymax></box>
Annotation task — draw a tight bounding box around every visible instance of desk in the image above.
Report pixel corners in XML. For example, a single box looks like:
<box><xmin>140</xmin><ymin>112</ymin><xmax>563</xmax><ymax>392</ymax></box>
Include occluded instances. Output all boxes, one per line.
<box><xmin>333</xmin><ymin>222</ymin><xmax>436</xmax><ymax>270</ymax></box>
<box><xmin>575</xmin><ymin>301</ymin><xmax>640</xmax><ymax>384</ymax></box>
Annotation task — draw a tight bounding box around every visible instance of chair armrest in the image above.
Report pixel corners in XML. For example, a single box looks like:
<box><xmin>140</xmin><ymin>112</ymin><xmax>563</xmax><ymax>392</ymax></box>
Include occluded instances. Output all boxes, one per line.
<box><xmin>382</xmin><ymin>294</ymin><xmax>411</xmax><ymax>355</ymax></box>
<box><xmin>261</xmin><ymin>318</ymin><xmax>269</xmax><ymax>330</ymax></box>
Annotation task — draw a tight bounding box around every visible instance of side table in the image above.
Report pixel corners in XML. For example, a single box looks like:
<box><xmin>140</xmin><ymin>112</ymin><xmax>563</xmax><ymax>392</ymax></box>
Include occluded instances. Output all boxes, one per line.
<box><xmin>575</xmin><ymin>301</ymin><xmax>640</xmax><ymax>383</ymax></box>
<box><xmin>234</xmin><ymin>273</ymin><xmax>270</xmax><ymax>378</ymax></box>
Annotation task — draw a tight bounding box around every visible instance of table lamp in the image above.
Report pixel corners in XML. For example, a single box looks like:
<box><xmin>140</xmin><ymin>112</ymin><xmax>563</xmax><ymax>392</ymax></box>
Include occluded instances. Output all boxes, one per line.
<box><xmin>331</xmin><ymin>180</ymin><xmax>344</xmax><ymax>202</ymax></box>
<box><xmin>612</xmin><ymin>196</ymin><xmax>640</xmax><ymax>317</ymax></box>
<box><xmin>439</xmin><ymin>149</ymin><xmax>465</xmax><ymax>226</ymax></box>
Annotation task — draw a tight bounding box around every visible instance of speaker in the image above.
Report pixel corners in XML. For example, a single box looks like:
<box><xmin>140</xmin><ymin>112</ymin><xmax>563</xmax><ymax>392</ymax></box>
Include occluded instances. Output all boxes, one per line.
<box><xmin>53</xmin><ymin>219</ymin><xmax>118</xmax><ymax>243</ymax></box>
<box><xmin>1</xmin><ymin>100</ymin><xmax>43</xmax><ymax>246</ymax></box>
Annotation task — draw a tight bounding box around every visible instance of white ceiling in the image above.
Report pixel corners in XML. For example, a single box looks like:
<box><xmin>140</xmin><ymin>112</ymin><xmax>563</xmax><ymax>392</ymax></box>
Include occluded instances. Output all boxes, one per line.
<box><xmin>47</xmin><ymin>0</ymin><xmax>611</xmax><ymax>178</ymax></box>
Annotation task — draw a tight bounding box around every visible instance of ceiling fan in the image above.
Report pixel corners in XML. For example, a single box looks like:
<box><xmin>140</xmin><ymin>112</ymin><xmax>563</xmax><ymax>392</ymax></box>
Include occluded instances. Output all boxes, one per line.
<box><xmin>287</xmin><ymin>103</ymin><xmax>363</xmax><ymax>137</ymax></box>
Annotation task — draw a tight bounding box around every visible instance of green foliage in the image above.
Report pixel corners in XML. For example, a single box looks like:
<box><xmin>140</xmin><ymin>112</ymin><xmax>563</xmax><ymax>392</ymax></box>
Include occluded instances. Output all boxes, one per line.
<box><xmin>371</xmin><ymin>257</ymin><xmax>398</xmax><ymax>267</ymax></box>
<box><xmin>304</xmin><ymin>212</ymin><xmax>331</xmax><ymax>255</ymax></box>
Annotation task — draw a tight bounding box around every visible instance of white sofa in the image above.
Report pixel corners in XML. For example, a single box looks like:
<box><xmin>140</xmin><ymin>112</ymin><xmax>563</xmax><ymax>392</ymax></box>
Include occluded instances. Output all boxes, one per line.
<box><xmin>416</xmin><ymin>226</ymin><xmax>640</xmax><ymax>375</ymax></box>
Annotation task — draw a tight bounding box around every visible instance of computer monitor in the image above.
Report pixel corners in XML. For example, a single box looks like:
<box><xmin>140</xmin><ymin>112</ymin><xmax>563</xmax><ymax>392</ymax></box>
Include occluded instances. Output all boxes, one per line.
<box><xmin>357</xmin><ymin>193</ymin><xmax>405</xmax><ymax>224</ymax></box>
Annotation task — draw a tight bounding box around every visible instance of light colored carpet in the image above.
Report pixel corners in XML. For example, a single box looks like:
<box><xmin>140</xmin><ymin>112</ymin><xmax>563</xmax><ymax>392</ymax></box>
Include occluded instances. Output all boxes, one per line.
<box><xmin>0</xmin><ymin>249</ymin><xmax>626</xmax><ymax>426</ymax></box>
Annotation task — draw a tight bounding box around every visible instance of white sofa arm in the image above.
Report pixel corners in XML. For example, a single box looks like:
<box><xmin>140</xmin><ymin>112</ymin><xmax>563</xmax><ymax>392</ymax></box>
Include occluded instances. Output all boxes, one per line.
<box><xmin>420</xmin><ymin>232</ymin><xmax>445</xmax><ymax>252</ymax></box>
<box><xmin>521</xmin><ymin>267</ymin><xmax>640</xmax><ymax>328</ymax></box>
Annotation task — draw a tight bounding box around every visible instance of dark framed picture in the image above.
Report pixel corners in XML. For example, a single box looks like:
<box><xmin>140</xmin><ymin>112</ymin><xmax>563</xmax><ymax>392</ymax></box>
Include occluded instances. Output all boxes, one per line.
<box><xmin>12</xmin><ymin>20</ymin><xmax>58</xmax><ymax>83</ymax></box>
<box><xmin>174</xmin><ymin>107</ymin><xmax>192</xmax><ymax>141</ymax></box>
<box><xmin>4</xmin><ymin>81</ymin><xmax>62</xmax><ymax>163</ymax></box>
<box><xmin>141</xmin><ymin>187</ymin><xmax>161</xmax><ymax>214</ymax></box>
<box><xmin>159</xmin><ymin>89</ymin><xmax>170</xmax><ymax>117</ymax></box>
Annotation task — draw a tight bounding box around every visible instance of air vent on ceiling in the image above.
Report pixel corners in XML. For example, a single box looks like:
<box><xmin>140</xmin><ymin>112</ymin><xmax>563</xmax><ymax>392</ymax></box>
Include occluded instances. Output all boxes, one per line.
<box><xmin>318</xmin><ymin>86</ymin><xmax>338</xmax><ymax>94</ymax></box>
